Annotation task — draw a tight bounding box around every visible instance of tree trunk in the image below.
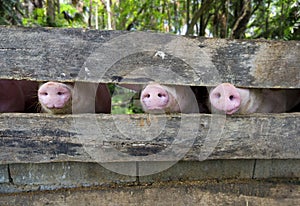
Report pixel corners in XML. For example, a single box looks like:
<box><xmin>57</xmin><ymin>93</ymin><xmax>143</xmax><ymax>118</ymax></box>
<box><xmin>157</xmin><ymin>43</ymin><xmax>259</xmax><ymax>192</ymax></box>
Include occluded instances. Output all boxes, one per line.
<box><xmin>95</xmin><ymin>3</ymin><xmax>98</xmax><ymax>29</ymax></box>
<box><xmin>57</xmin><ymin>0</ymin><xmax>60</xmax><ymax>14</ymax></box>
<box><xmin>265</xmin><ymin>0</ymin><xmax>271</xmax><ymax>38</ymax></box>
<box><xmin>88</xmin><ymin>0</ymin><xmax>92</xmax><ymax>27</ymax></box>
<box><xmin>231</xmin><ymin>0</ymin><xmax>252</xmax><ymax>39</ymax></box>
<box><xmin>186</xmin><ymin>0</ymin><xmax>190</xmax><ymax>34</ymax></box>
<box><xmin>106</xmin><ymin>0</ymin><xmax>112</xmax><ymax>29</ymax></box>
<box><xmin>46</xmin><ymin>0</ymin><xmax>55</xmax><ymax>26</ymax></box>
<box><xmin>186</xmin><ymin>0</ymin><xmax>213</xmax><ymax>35</ymax></box>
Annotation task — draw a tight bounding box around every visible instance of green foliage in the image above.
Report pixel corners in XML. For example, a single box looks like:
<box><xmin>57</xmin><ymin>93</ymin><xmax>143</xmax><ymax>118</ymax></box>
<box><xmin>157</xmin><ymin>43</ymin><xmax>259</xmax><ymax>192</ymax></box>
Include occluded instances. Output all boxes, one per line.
<box><xmin>22</xmin><ymin>8</ymin><xmax>46</xmax><ymax>26</ymax></box>
<box><xmin>246</xmin><ymin>0</ymin><xmax>300</xmax><ymax>40</ymax></box>
<box><xmin>22</xmin><ymin>2</ymin><xmax>88</xmax><ymax>27</ymax></box>
<box><xmin>2</xmin><ymin>0</ymin><xmax>299</xmax><ymax>39</ymax></box>
<box><xmin>0</xmin><ymin>0</ymin><xmax>23</xmax><ymax>25</ymax></box>
<box><xmin>111</xmin><ymin>86</ymin><xmax>143</xmax><ymax>114</ymax></box>
<box><xmin>112</xmin><ymin>0</ymin><xmax>177</xmax><ymax>32</ymax></box>
<box><xmin>60</xmin><ymin>3</ymin><xmax>88</xmax><ymax>28</ymax></box>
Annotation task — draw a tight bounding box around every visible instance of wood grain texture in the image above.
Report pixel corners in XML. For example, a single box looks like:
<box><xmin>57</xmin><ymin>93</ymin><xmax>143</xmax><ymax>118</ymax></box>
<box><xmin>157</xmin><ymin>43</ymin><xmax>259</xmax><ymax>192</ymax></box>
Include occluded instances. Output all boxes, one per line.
<box><xmin>0</xmin><ymin>179</ymin><xmax>299</xmax><ymax>205</ymax></box>
<box><xmin>0</xmin><ymin>27</ymin><xmax>299</xmax><ymax>88</ymax></box>
<box><xmin>0</xmin><ymin>113</ymin><xmax>299</xmax><ymax>164</ymax></box>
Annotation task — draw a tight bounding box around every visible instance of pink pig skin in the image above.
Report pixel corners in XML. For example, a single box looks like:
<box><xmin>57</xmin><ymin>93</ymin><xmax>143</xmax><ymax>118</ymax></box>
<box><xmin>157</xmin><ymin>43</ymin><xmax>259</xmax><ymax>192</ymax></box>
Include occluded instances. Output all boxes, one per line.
<box><xmin>38</xmin><ymin>82</ymin><xmax>111</xmax><ymax>114</ymax></box>
<box><xmin>209</xmin><ymin>83</ymin><xmax>300</xmax><ymax>114</ymax></box>
<box><xmin>121</xmin><ymin>83</ymin><xmax>199</xmax><ymax>113</ymax></box>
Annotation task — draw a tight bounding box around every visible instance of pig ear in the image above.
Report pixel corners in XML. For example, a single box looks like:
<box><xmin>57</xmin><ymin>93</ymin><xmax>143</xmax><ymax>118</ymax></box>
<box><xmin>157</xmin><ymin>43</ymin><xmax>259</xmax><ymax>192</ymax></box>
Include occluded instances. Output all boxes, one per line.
<box><xmin>117</xmin><ymin>84</ymin><xmax>144</xmax><ymax>91</ymax></box>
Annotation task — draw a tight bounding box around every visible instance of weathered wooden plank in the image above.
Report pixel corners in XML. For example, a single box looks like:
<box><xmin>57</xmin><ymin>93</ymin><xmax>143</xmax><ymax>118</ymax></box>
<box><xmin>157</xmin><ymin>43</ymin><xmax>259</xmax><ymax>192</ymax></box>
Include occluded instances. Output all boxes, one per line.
<box><xmin>0</xmin><ymin>27</ymin><xmax>299</xmax><ymax>88</ymax></box>
<box><xmin>6</xmin><ymin>162</ymin><xmax>136</xmax><ymax>192</ymax></box>
<box><xmin>0</xmin><ymin>179</ymin><xmax>299</xmax><ymax>205</ymax></box>
<box><xmin>0</xmin><ymin>27</ymin><xmax>125</xmax><ymax>82</ymax></box>
<box><xmin>0</xmin><ymin>160</ymin><xmax>253</xmax><ymax>193</ymax></box>
<box><xmin>0</xmin><ymin>113</ymin><xmax>299</xmax><ymax>164</ymax></box>
<box><xmin>0</xmin><ymin>165</ymin><xmax>8</xmax><ymax>184</ymax></box>
<box><xmin>0</xmin><ymin>160</ymin><xmax>299</xmax><ymax>192</ymax></box>
<box><xmin>254</xmin><ymin>159</ymin><xmax>300</xmax><ymax>179</ymax></box>
<box><xmin>1</xmin><ymin>160</ymin><xmax>299</xmax><ymax>193</ymax></box>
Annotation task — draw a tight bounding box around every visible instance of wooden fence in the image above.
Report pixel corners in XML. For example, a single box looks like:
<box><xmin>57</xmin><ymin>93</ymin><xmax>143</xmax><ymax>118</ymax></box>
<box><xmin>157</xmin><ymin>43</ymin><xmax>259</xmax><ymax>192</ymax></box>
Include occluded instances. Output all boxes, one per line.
<box><xmin>0</xmin><ymin>27</ymin><xmax>299</xmax><ymax>205</ymax></box>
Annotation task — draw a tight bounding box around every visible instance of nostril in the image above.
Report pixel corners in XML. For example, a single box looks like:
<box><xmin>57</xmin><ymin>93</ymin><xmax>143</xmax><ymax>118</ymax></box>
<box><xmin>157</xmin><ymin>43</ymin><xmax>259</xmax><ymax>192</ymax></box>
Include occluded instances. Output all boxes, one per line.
<box><xmin>157</xmin><ymin>93</ymin><xmax>162</xmax><ymax>98</ymax></box>
<box><xmin>229</xmin><ymin>95</ymin><xmax>234</xmax><ymax>101</ymax></box>
<box><xmin>57</xmin><ymin>92</ymin><xmax>63</xmax><ymax>95</ymax></box>
<box><xmin>144</xmin><ymin>94</ymin><xmax>150</xmax><ymax>98</ymax></box>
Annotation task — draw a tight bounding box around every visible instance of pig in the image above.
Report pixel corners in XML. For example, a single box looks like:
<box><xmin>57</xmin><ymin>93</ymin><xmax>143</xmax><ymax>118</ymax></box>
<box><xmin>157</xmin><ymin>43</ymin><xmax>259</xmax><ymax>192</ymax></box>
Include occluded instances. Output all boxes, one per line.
<box><xmin>120</xmin><ymin>83</ymin><xmax>201</xmax><ymax>113</ymax></box>
<box><xmin>38</xmin><ymin>81</ymin><xmax>111</xmax><ymax>114</ymax></box>
<box><xmin>209</xmin><ymin>83</ymin><xmax>300</xmax><ymax>114</ymax></box>
<box><xmin>0</xmin><ymin>79</ymin><xmax>38</xmax><ymax>113</ymax></box>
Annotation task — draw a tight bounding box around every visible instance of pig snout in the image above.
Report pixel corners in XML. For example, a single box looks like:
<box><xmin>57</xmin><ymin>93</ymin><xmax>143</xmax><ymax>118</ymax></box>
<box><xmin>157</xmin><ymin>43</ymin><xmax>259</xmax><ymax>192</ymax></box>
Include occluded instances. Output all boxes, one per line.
<box><xmin>38</xmin><ymin>82</ymin><xmax>71</xmax><ymax>109</ymax></box>
<box><xmin>141</xmin><ymin>86</ymin><xmax>169</xmax><ymax>111</ymax></box>
<box><xmin>209</xmin><ymin>83</ymin><xmax>241</xmax><ymax>114</ymax></box>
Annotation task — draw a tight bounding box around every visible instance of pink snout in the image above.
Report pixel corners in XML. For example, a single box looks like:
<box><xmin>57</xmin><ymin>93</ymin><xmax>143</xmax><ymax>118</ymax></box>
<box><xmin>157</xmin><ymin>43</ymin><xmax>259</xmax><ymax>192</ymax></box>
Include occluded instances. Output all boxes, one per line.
<box><xmin>38</xmin><ymin>82</ymin><xmax>71</xmax><ymax>109</ymax></box>
<box><xmin>209</xmin><ymin>83</ymin><xmax>241</xmax><ymax>114</ymax></box>
<box><xmin>141</xmin><ymin>86</ymin><xmax>169</xmax><ymax>111</ymax></box>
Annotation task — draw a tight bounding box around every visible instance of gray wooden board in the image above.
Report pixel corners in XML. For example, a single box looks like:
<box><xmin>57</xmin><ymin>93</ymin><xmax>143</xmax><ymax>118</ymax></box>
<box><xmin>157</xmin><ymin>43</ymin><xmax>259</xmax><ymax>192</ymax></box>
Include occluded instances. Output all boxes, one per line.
<box><xmin>0</xmin><ymin>179</ymin><xmax>299</xmax><ymax>205</ymax></box>
<box><xmin>0</xmin><ymin>113</ymin><xmax>299</xmax><ymax>164</ymax></box>
<box><xmin>0</xmin><ymin>27</ymin><xmax>299</xmax><ymax>88</ymax></box>
<box><xmin>1</xmin><ymin>160</ymin><xmax>300</xmax><ymax>193</ymax></box>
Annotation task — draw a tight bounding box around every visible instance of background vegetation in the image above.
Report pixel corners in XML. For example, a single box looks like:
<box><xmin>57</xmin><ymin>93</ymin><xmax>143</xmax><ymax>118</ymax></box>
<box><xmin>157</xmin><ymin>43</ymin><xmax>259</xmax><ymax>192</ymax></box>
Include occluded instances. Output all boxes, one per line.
<box><xmin>1</xmin><ymin>0</ymin><xmax>299</xmax><ymax>39</ymax></box>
